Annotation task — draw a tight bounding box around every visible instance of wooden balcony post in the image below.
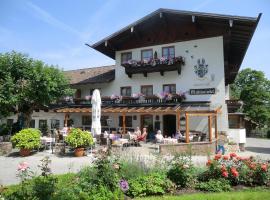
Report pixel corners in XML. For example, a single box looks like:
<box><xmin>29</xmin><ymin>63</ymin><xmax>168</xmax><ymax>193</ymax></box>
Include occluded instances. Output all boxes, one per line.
<box><xmin>215</xmin><ymin>114</ymin><xmax>218</xmax><ymax>140</ymax></box>
<box><xmin>208</xmin><ymin>115</ymin><xmax>212</xmax><ymax>142</ymax></box>
<box><xmin>185</xmin><ymin>113</ymin><xmax>189</xmax><ymax>143</ymax></box>
<box><xmin>64</xmin><ymin>113</ymin><xmax>68</xmax><ymax>126</ymax></box>
<box><xmin>123</xmin><ymin>113</ymin><xmax>126</xmax><ymax>134</ymax></box>
<box><xmin>177</xmin><ymin>111</ymin><xmax>180</xmax><ymax>131</ymax></box>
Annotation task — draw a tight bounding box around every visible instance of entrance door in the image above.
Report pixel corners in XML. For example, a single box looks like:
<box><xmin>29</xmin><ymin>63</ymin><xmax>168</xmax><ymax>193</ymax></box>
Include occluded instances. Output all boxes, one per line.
<box><xmin>163</xmin><ymin>114</ymin><xmax>176</xmax><ymax>137</ymax></box>
<box><xmin>141</xmin><ymin>115</ymin><xmax>153</xmax><ymax>133</ymax></box>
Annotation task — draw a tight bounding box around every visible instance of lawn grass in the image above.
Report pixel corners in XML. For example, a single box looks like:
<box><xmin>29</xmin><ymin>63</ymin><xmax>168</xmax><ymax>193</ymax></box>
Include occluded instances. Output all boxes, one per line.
<box><xmin>137</xmin><ymin>190</ymin><xmax>270</xmax><ymax>200</ymax></box>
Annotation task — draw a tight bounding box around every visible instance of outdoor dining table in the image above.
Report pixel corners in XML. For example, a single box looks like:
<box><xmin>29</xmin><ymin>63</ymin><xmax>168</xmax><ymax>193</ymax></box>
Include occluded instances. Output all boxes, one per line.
<box><xmin>40</xmin><ymin>136</ymin><xmax>55</xmax><ymax>153</ymax></box>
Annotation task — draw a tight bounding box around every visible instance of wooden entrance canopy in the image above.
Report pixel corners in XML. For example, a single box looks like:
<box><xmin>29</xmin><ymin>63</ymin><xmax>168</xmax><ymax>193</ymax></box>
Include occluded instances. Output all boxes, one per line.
<box><xmin>55</xmin><ymin>105</ymin><xmax>181</xmax><ymax>113</ymax></box>
<box><xmin>56</xmin><ymin>104</ymin><xmax>221</xmax><ymax>144</ymax></box>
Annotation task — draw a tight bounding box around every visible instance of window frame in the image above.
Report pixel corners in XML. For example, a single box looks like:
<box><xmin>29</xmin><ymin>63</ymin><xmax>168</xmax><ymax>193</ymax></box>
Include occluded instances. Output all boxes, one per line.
<box><xmin>121</xmin><ymin>52</ymin><xmax>132</xmax><ymax>64</ymax></box>
<box><xmin>163</xmin><ymin>84</ymin><xmax>176</xmax><ymax>94</ymax></box>
<box><xmin>141</xmin><ymin>49</ymin><xmax>153</xmax><ymax>61</ymax></box>
<box><xmin>120</xmin><ymin>86</ymin><xmax>132</xmax><ymax>96</ymax></box>
<box><xmin>119</xmin><ymin>116</ymin><xmax>132</xmax><ymax>127</ymax></box>
<box><xmin>162</xmin><ymin>46</ymin><xmax>175</xmax><ymax>58</ymax></box>
<box><xmin>82</xmin><ymin>115</ymin><xmax>92</xmax><ymax>126</ymax></box>
<box><xmin>141</xmin><ymin>85</ymin><xmax>153</xmax><ymax>96</ymax></box>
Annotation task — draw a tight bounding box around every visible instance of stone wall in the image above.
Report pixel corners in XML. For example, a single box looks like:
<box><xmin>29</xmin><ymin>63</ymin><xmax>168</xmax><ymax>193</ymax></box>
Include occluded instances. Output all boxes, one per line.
<box><xmin>159</xmin><ymin>140</ymin><xmax>217</xmax><ymax>156</ymax></box>
<box><xmin>0</xmin><ymin>142</ymin><xmax>12</xmax><ymax>155</ymax></box>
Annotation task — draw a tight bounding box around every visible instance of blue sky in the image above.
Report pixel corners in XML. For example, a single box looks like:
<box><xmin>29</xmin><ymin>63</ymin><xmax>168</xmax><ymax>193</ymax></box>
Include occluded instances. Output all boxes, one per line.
<box><xmin>0</xmin><ymin>0</ymin><xmax>269</xmax><ymax>78</ymax></box>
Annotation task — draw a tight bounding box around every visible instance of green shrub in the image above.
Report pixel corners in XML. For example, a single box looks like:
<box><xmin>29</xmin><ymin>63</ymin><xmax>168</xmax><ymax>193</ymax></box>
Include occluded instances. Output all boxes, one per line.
<box><xmin>11</xmin><ymin>128</ymin><xmax>41</xmax><ymax>149</ymax></box>
<box><xmin>126</xmin><ymin>172</ymin><xmax>175</xmax><ymax>198</ymax></box>
<box><xmin>0</xmin><ymin>124</ymin><xmax>11</xmax><ymax>136</ymax></box>
<box><xmin>65</xmin><ymin>128</ymin><xmax>93</xmax><ymax>148</ymax></box>
<box><xmin>32</xmin><ymin>176</ymin><xmax>57</xmax><ymax>200</ymax></box>
<box><xmin>195</xmin><ymin>179</ymin><xmax>232</xmax><ymax>192</ymax></box>
<box><xmin>167</xmin><ymin>155</ymin><xmax>195</xmax><ymax>188</ymax></box>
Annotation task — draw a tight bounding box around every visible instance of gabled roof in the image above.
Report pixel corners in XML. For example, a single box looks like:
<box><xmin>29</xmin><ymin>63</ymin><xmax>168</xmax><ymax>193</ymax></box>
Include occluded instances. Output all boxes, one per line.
<box><xmin>64</xmin><ymin>65</ymin><xmax>115</xmax><ymax>85</ymax></box>
<box><xmin>88</xmin><ymin>8</ymin><xmax>261</xmax><ymax>84</ymax></box>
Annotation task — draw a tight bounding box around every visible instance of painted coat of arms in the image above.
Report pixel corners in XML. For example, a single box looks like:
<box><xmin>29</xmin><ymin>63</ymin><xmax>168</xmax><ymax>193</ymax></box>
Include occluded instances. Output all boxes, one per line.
<box><xmin>194</xmin><ymin>58</ymin><xmax>208</xmax><ymax>78</ymax></box>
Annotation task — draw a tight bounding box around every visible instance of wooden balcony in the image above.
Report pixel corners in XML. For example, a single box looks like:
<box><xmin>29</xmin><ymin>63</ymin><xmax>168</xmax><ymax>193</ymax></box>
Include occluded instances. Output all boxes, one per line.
<box><xmin>56</xmin><ymin>95</ymin><xmax>186</xmax><ymax>107</ymax></box>
<box><xmin>122</xmin><ymin>57</ymin><xmax>185</xmax><ymax>77</ymax></box>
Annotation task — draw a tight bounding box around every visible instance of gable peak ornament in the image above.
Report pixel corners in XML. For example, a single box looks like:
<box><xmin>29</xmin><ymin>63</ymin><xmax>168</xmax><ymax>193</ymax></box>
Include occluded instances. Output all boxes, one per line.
<box><xmin>194</xmin><ymin>58</ymin><xmax>208</xmax><ymax>78</ymax></box>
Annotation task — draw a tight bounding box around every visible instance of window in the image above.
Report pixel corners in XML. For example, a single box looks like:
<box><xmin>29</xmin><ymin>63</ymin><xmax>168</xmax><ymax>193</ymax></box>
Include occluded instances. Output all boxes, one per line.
<box><xmin>121</xmin><ymin>86</ymin><xmax>132</xmax><ymax>96</ymax></box>
<box><xmin>82</xmin><ymin>116</ymin><xmax>91</xmax><ymax>126</ymax></box>
<box><xmin>162</xmin><ymin>46</ymin><xmax>175</xmax><ymax>58</ymax></box>
<box><xmin>121</xmin><ymin>52</ymin><xmax>132</xmax><ymax>64</ymax></box>
<box><xmin>30</xmin><ymin>120</ymin><xmax>35</xmax><ymax>128</ymax></box>
<box><xmin>141</xmin><ymin>49</ymin><xmax>153</xmax><ymax>61</ymax></box>
<box><xmin>51</xmin><ymin>119</ymin><xmax>60</xmax><ymax>129</ymax></box>
<box><xmin>119</xmin><ymin>116</ymin><xmax>132</xmax><ymax>127</ymax></box>
<box><xmin>163</xmin><ymin>84</ymin><xmax>176</xmax><ymax>94</ymax></box>
<box><xmin>141</xmin><ymin>85</ymin><xmax>153</xmax><ymax>96</ymax></box>
<box><xmin>75</xmin><ymin>89</ymin><xmax>81</xmax><ymax>98</ymax></box>
<box><xmin>101</xmin><ymin>116</ymin><xmax>109</xmax><ymax>126</ymax></box>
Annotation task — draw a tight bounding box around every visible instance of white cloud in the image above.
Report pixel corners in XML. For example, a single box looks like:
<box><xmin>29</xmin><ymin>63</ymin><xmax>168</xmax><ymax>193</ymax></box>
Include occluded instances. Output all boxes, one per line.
<box><xmin>26</xmin><ymin>1</ymin><xmax>82</xmax><ymax>38</ymax></box>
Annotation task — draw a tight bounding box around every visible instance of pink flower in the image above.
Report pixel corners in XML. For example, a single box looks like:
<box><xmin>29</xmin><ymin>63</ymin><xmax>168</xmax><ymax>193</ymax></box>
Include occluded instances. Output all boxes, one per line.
<box><xmin>17</xmin><ymin>162</ymin><xmax>29</xmax><ymax>171</ymax></box>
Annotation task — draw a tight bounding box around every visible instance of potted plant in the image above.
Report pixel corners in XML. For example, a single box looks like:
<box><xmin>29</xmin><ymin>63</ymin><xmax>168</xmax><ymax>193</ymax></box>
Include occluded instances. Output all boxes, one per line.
<box><xmin>65</xmin><ymin>128</ymin><xmax>94</xmax><ymax>157</ymax></box>
<box><xmin>11</xmin><ymin>128</ymin><xmax>41</xmax><ymax>156</ymax></box>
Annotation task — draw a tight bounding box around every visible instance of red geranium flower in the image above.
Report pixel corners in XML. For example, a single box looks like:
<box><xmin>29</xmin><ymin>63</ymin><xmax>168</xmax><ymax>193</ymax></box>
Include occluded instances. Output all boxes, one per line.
<box><xmin>261</xmin><ymin>164</ymin><xmax>268</xmax><ymax>172</ymax></box>
<box><xmin>222</xmin><ymin>171</ymin><xmax>228</xmax><ymax>177</ymax></box>
<box><xmin>249</xmin><ymin>163</ymin><xmax>256</xmax><ymax>170</ymax></box>
<box><xmin>221</xmin><ymin>165</ymin><xmax>227</xmax><ymax>172</ymax></box>
<box><xmin>214</xmin><ymin>154</ymin><xmax>222</xmax><ymax>160</ymax></box>
<box><xmin>230</xmin><ymin>153</ymin><xmax>237</xmax><ymax>158</ymax></box>
<box><xmin>232</xmin><ymin>170</ymin><xmax>239</xmax><ymax>177</ymax></box>
<box><xmin>223</xmin><ymin>155</ymin><xmax>229</xmax><ymax>160</ymax></box>
<box><xmin>206</xmin><ymin>160</ymin><xmax>212</xmax><ymax>166</ymax></box>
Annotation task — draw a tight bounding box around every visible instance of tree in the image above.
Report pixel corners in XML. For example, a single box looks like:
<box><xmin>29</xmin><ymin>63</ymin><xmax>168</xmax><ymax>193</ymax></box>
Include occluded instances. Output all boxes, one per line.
<box><xmin>230</xmin><ymin>68</ymin><xmax>270</xmax><ymax>128</ymax></box>
<box><xmin>0</xmin><ymin>51</ymin><xmax>73</xmax><ymax>127</ymax></box>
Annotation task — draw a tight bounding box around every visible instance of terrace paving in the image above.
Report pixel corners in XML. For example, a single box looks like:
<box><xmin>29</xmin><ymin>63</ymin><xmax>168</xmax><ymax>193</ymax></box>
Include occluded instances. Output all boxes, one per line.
<box><xmin>0</xmin><ymin>138</ymin><xmax>269</xmax><ymax>186</ymax></box>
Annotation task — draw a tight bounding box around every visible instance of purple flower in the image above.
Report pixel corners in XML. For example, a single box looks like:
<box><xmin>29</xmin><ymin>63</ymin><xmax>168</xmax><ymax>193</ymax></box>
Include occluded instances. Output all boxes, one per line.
<box><xmin>119</xmin><ymin>179</ymin><xmax>129</xmax><ymax>192</ymax></box>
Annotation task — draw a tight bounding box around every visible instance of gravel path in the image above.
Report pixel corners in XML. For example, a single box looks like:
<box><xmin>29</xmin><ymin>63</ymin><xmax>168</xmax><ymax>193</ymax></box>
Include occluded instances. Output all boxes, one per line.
<box><xmin>0</xmin><ymin>138</ymin><xmax>269</xmax><ymax>186</ymax></box>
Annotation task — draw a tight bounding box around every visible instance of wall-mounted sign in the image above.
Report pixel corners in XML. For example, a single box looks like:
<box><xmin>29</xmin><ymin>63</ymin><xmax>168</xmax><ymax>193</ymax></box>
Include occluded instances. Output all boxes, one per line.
<box><xmin>190</xmin><ymin>88</ymin><xmax>215</xmax><ymax>95</ymax></box>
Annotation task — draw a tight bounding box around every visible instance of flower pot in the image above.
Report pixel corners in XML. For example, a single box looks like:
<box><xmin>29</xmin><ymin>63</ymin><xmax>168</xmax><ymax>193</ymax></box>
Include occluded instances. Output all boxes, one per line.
<box><xmin>20</xmin><ymin>148</ymin><xmax>31</xmax><ymax>157</ymax></box>
<box><xmin>74</xmin><ymin>148</ymin><xmax>85</xmax><ymax>157</ymax></box>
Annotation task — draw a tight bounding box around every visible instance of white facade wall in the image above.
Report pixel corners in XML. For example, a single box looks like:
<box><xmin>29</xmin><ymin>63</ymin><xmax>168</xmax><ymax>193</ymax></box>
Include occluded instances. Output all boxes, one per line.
<box><xmin>77</xmin><ymin>36</ymin><xmax>228</xmax><ymax>132</ymax></box>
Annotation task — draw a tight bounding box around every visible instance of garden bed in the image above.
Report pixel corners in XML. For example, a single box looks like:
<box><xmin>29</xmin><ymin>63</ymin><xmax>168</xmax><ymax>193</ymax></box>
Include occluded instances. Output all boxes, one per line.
<box><xmin>1</xmin><ymin>149</ymin><xmax>269</xmax><ymax>200</ymax></box>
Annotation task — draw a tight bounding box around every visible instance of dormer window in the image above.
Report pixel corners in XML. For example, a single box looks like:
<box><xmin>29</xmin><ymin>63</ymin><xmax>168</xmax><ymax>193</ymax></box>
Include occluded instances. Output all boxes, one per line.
<box><xmin>141</xmin><ymin>49</ymin><xmax>153</xmax><ymax>61</ymax></box>
<box><xmin>121</xmin><ymin>52</ymin><xmax>132</xmax><ymax>64</ymax></box>
<box><xmin>162</xmin><ymin>46</ymin><xmax>175</xmax><ymax>59</ymax></box>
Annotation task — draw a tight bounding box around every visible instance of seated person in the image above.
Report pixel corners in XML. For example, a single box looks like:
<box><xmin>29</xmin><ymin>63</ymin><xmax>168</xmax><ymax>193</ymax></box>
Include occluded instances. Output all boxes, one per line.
<box><xmin>134</xmin><ymin>127</ymin><xmax>141</xmax><ymax>137</ymax></box>
<box><xmin>137</xmin><ymin>127</ymin><xmax>147</xmax><ymax>141</ymax></box>
<box><xmin>155</xmin><ymin>130</ymin><xmax>164</xmax><ymax>143</ymax></box>
<box><xmin>174</xmin><ymin>130</ymin><xmax>183</xmax><ymax>139</ymax></box>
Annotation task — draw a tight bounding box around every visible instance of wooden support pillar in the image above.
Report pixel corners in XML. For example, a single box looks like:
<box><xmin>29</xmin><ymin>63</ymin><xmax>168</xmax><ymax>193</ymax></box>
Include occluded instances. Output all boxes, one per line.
<box><xmin>64</xmin><ymin>113</ymin><xmax>68</xmax><ymax>126</ymax></box>
<box><xmin>122</xmin><ymin>113</ymin><xmax>126</xmax><ymax>134</ymax></box>
<box><xmin>185</xmin><ymin>113</ymin><xmax>189</xmax><ymax>143</ymax></box>
<box><xmin>215</xmin><ymin>115</ymin><xmax>218</xmax><ymax>140</ymax></box>
<box><xmin>177</xmin><ymin>111</ymin><xmax>180</xmax><ymax>131</ymax></box>
<box><xmin>208</xmin><ymin>115</ymin><xmax>212</xmax><ymax>142</ymax></box>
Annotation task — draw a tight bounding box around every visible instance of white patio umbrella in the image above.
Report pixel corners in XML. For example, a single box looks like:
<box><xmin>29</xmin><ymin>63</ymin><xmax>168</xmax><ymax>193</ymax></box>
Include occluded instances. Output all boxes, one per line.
<box><xmin>91</xmin><ymin>89</ymin><xmax>101</xmax><ymax>136</ymax></box>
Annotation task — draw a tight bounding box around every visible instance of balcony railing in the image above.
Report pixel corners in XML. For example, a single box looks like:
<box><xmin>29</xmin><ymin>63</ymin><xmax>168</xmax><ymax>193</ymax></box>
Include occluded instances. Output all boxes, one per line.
<box><xmin>57</xmin><ymin>95</ymin><xmax>186</xmax><ymax>106</ymax></box>
<box><xmin>122</xmin><ymin>56</ymin><xmax>185</xmax><ymax>77</ymax></box>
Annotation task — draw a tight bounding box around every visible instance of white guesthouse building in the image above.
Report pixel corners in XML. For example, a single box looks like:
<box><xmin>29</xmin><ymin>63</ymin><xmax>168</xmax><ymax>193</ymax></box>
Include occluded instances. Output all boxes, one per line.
<box><xmin>3</xmin><ymin>9</ymin><xmax>261</xmax><ymax>146</ymax></box>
